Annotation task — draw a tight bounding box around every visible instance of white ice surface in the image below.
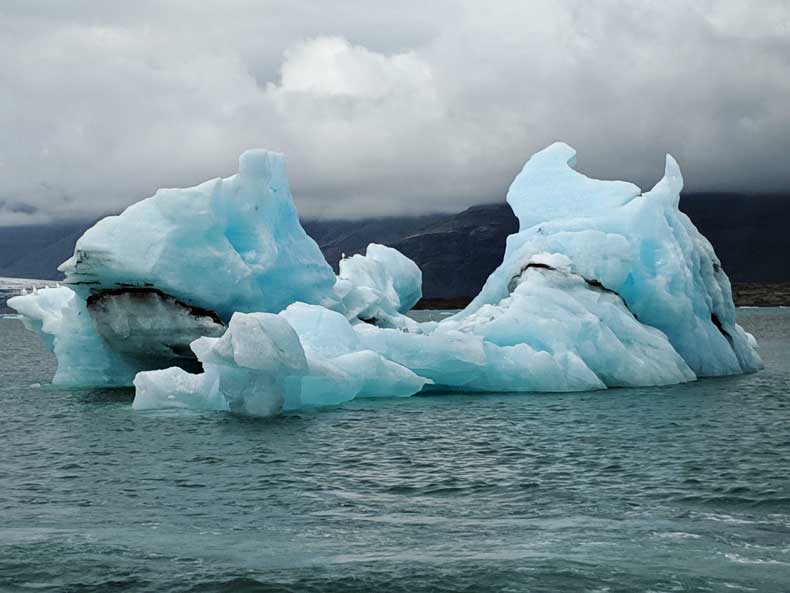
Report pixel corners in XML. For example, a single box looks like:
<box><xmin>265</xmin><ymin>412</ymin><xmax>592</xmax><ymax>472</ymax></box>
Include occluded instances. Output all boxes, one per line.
<box><xmin>134</xmin><ymin>312</ymin><xmax>308</xmax><ymax>416</ymax></box>
<box><xmin>133</xmin><ymin>305</ymin><xmax>431</xmax><ymax>415</ymax></box>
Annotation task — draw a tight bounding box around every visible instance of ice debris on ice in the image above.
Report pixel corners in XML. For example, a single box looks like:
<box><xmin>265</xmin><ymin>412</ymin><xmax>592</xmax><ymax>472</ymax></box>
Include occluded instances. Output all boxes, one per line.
<box><xmin>9</xmin><ymin>141</ymin><xmax>761</xmax><ymax>415</ymax></box>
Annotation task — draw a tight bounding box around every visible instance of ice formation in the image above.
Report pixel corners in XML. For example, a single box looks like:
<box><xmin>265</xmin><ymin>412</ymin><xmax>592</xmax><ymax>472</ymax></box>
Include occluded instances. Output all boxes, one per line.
<box><xmin>458</xmin><ymin>143</ymin><xmax>761</xmax><ymax>377</ymax></box>
<box><xmin>60</xmin><ymin>149</ymin><xmax>339</xmax><ymax>319</ymax></box>
<box><xmin>10</xmin><ymin>285</ymin><xmax>140</xmax><ymax>386</ymax></box>
<box><xmin>133</xmin><ymin>312</ymin><xmax>307</xmax><ymax>416</ymax></box>
<box><xmin>9</xmin><ymin>151</ymin><xmax>343</xmax><ymax>385</ymax></box>
<box><xmin>134</xmin><ymin>304</ymin><xmax>430</xmax><ymax>414</ymax></box>
<box><xmin>9</xmin><ymin>141</ymin><xmax>761</xmax><ymax>416</ymax></box>
<box><xmin>335</xmin><ymin>243</ymin><xmax>423</xmax><ymax>328</ymax></box>
<box><xmin>356</xmin><ymin>252</ymin><xmax>696</xmax><ymax>392</ymax></box>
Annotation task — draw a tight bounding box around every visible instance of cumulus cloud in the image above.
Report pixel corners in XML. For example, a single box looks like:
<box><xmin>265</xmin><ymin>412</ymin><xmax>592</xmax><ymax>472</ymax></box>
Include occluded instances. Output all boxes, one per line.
<box><xmin>271</xmin><ymin>37</ymin><xmax>434</xmax><ymax>99</ymax></box>
<box><xmin>0</xmin><ymin>0</ymin><xmax>788</xmax><ymax>225</ymax></box>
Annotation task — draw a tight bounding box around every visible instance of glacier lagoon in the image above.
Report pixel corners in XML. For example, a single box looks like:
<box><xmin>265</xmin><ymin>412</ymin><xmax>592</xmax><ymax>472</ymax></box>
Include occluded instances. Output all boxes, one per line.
<box><xmin>2</xmin><ymin>142</ymin><xmax>787</xmax><ymax>591</ymax></box>
<box><xmin>1</xmin><ymin>305</ymin><xmax>789</xmax><ymax>592</ymax></box>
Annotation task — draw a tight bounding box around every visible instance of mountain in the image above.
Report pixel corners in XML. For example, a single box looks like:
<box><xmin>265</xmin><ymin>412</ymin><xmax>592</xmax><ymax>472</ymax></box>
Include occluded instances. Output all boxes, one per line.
<box><xmin>2</xmin><ymin>193</ymin><xmax>789</xmax><ymax>303</ymax></box>
<box><xmin>316</xmin><ymin>194</ymin><xmax>790</xmax><ymax>301</ymax></box>
<box><xmin>390</xmin><ymin>204</ymin><xmax>519</xmax><ymax>300</ymax></box>
<box><xmin>302</xmin><ymin>213</ymin><xmax>446</xmax><ymax>270</ymax></box>
<box><xmin>677</xmin><ymin>193</ymin><xmax>790</xmax><ymax>282</ymax></box>
<box><xmin>304</xmin><ymin>204</ymin><xmax>519</xmax><ymax>300</ymax></box>
<box><xmin>0</xmin><ymin>221</ymin><xmax>94</xmax><ymax>280</ymax></box>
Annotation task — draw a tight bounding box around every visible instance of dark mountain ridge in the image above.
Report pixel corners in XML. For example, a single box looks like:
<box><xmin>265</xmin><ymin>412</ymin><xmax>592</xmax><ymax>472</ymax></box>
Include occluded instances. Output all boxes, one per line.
<box><xmin>1</xmin><ymin>193</ymin><xmax>789</xmax><ymax>304</ymax></box>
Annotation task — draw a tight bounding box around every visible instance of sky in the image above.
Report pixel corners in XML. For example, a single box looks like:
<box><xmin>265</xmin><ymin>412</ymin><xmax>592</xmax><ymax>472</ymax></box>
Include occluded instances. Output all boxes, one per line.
<box><xmin>1</xmin><ymin>0</ymin><xmax>789</xmax><ymax>225</ymax></box>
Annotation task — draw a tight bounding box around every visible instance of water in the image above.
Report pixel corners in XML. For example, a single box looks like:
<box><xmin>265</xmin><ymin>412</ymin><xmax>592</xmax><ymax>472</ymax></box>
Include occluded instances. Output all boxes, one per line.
<box><xmin>1</xmin><ymin>296</ymin><xmax>789</xmax><ymax>591</ymax></box>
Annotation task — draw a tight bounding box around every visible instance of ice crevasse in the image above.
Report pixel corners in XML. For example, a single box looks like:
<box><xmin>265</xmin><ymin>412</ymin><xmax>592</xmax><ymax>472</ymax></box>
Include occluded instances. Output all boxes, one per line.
<box><xmin>9</xmin><ymin>142</ymin><xmax>762</xmax><ymax>415</ymax></box>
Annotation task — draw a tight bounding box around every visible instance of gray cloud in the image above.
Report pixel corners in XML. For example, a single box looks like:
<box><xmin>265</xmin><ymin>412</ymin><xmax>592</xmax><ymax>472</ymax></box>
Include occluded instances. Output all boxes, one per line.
<box><xmin>0</xmin><ymin>200</ymin><xmax>38</xmax><ymax>215</ymax></box>
<box><xmin>0</xmin><ymin>0</ymin><xmax>788</xmax><ymax>225</ymax></box>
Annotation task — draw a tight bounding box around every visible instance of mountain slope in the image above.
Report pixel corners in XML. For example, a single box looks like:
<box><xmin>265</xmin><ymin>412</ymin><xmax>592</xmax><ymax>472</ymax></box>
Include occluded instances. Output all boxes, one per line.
<box><xmin>0</xmin><ymin>222</ymin><xmax>95</xmax><ymax>280</ymax></box>
<box><xmin>1</xmin><ymin>193</ymin><xmax>789</xmax><ymax>300</ymax></box>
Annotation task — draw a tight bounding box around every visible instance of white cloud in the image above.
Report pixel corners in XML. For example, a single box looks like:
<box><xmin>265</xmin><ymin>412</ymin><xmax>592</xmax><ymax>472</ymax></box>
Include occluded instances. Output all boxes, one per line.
<box><xmin>272</xmin><ymin>37</ymin><xmax>433</xmax><ymax>99</ymax></box>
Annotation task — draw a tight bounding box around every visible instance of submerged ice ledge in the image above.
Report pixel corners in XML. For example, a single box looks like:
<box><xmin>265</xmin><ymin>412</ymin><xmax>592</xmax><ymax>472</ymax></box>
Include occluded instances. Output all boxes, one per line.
<box><xmin>9</xmin><ymin>142</ymin><xmax>762</xmax><ymax>416</ymax></box>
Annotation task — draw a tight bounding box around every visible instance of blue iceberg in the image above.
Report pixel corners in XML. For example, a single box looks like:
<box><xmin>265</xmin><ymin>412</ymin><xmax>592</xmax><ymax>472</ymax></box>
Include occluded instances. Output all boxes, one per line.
<box><xmin>9</xmin><ymin>142</ymin><xmax>761</xmax><ymax>414</ymax></box>
<box><xmin>461</xmin><ymin>142</ymin><xmax>761</xmax><ymax>377</ymax></box>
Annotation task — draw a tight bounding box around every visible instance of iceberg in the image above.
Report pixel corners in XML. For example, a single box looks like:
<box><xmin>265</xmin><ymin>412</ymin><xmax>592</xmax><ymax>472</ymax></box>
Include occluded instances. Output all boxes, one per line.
<box><xmin>8</xmin><ymin>150</ymin><xmax>433</xmax><ymax>387</ymax></box>
<box><xmin>9</xmin><ymin>141</ymin><xmax>761</xmax><ymax>415</ymax></box>
<box><xmin>457</xmin><ymin>143</ymin><xmax>761</xmax><ymax>377</ymax></box>
<box><xmin>60</xmin><ymin>149</ymin><xmax>339</xmax><ymax>319</ymax></box>
<box><xmin>9</xmin><ymin>150</ymin><xmax>343</xmax><ymax>384</ymax></box>
<box><xmin>134</xmin><ymin>304</ymin><xmax>430</xmax><ymax>415</ymax></box>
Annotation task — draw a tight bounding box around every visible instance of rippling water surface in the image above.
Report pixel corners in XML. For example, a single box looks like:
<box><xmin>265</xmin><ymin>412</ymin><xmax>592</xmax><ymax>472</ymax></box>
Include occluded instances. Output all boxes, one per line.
<box><xmin>1</xmin><ymin>301</ymin><xmax>789</xmax><ymax>592</ymax></box>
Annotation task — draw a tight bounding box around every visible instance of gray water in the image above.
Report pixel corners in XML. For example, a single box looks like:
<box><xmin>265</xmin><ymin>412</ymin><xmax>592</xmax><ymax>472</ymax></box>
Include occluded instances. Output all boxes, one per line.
<box><xmin>1</xmin><ymin>303</ymin><xmax>789</xmax><ymax>592</ymax></box>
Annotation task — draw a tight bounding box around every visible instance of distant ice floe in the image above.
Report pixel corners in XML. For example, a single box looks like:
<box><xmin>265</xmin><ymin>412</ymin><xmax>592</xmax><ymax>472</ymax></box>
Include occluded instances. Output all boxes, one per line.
<box><xmin>9</xmin><ymin>142</ymin><xmax>761</xmax><ymax>416</ymax></box>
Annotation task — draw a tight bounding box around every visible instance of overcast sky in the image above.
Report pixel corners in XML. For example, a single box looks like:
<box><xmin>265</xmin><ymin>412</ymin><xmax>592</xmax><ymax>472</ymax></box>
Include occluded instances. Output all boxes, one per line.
<box><xmin>1</xmin><ymin>1</ymin><xmax>789</xmax><ymax>225</ymax></box>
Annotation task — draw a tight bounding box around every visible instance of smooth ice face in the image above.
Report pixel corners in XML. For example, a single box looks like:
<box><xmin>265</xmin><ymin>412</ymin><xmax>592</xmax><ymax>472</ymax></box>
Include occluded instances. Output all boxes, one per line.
<box><xmin>280</xmin><ymin>302</ymin><xmax>430</xmax><ymax>404</ymax></box>
<box><xmin>60</xmin><ymin>149</ymin><xmax>339</xmax><ymax>320</ymax></box>
<box><xmin>354</xmin><ymin>321</ymin><xmax>607</xmax><ymax>393</ymax></box>
<box><xmin>458</xmin><ymin>143</ymin><xmax>762</xmax><ymax>377</ymax></box>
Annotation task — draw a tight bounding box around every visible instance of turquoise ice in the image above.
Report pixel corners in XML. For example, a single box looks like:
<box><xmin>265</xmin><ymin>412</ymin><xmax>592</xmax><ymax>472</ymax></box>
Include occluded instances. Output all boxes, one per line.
<box><xmin>133</xmin><ymin>304</ymin><xmax>430</xmax><ymax>414</ymax></box>
<box><xmin>60</xmin><ymin>149</ymin><xmax>339</xmax><ymax>318</ymax></box>
<box><xmin>459</xmin><ymin>142</ymin><xmax>761</xmax><ymax>377</ymax></box>
<box><xmin>9</xmin><ymin>142</ymin><xmax>761</xmax><ymax>414</ymax></box>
